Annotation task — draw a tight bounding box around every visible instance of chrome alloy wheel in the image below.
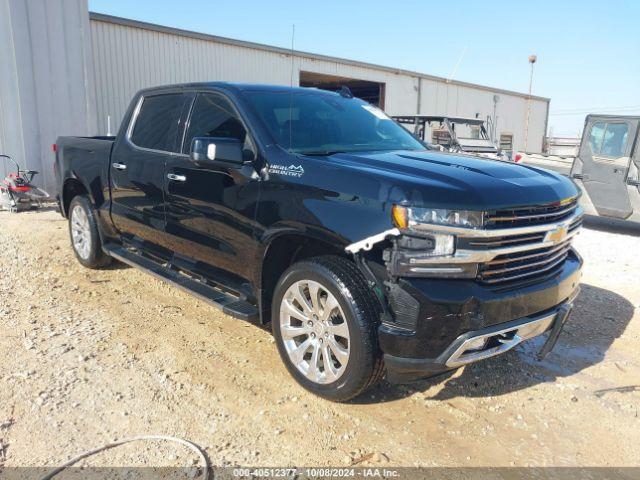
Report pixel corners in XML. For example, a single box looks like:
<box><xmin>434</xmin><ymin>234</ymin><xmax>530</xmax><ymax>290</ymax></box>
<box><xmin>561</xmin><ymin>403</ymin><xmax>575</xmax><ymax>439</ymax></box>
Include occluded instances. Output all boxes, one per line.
<box><xmin>279</xmin><ymin>280</ymin><xmax>350</xmax><ymax>384</ymax></box>
<box><xmin>70</xmin><ymin>204</ymin><xmax>91</xmax><ymax>260</ymax></box>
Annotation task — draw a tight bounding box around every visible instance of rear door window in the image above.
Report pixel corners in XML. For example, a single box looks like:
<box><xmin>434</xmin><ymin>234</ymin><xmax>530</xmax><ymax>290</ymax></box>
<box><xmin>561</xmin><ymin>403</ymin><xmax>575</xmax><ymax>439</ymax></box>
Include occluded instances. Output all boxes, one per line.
<box><xmin>130</xmin><ymin>94</ymin><xmax>185</xmax><ymax>153</ymax></box>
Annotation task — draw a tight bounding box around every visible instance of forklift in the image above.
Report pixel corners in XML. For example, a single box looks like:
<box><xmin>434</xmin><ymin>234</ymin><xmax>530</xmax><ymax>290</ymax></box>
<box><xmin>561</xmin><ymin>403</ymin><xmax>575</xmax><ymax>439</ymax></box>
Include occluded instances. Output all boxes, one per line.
<box><xmin>393</xmin><ymin>115</ymin><xmax>509</xmax><ymax>161</ymax></box>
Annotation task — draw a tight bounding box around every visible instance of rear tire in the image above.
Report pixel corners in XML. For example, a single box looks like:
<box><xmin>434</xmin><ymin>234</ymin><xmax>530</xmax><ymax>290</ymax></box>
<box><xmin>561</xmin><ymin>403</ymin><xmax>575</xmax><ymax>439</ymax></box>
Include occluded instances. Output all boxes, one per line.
<box><xmin>68</xmin><ymin>195</ymin><xmax>112</xmax><ymax>269</ymax></box>
<box><xmin>272</xmin><ymin>255</ymin><xmax>384</xmax><ymax>402</ymax></box>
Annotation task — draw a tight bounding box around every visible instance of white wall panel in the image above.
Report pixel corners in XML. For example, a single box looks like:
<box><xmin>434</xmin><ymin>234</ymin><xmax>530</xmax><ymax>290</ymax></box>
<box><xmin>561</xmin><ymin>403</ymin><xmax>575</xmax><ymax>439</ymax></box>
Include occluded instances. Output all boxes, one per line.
<box><xmin>0</xmin><ymin>0</ymin><xmax>97</xmax><ymax>191</ymax></box>
<box><xmin>89</xmin><ymin>14</ymin><xmax>549</xmax><ymax>153</ymax></box>
<box><xmin>415</xmin><ymin>78</ymin><xmax>548</xmax><ymax>152</ymax></box>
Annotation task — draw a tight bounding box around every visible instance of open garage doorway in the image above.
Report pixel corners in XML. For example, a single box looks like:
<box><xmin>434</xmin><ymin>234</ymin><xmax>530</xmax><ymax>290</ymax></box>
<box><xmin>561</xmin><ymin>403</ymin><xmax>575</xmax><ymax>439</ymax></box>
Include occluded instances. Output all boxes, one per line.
<box><xmin>299</xmin><ymin>71</ymin><xmax>385</xmax><ymax>108</ymax></box>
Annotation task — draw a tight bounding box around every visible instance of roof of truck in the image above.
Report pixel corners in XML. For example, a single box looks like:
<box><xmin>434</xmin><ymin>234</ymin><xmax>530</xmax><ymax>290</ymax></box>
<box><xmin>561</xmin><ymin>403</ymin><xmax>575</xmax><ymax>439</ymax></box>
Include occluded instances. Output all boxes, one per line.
<box><xmin>138</xmin><ymin>82</ymin><xmax>340</xmax><ymax>95</ymax></box>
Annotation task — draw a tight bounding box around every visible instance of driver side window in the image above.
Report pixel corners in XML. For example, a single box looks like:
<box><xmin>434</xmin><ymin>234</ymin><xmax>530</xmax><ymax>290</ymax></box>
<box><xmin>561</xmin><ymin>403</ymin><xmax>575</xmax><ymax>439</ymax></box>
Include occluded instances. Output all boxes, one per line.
<box><xmin>183</xmin><ymin>93</ymin><xmax>248</xmax><ymax>152</ymax></box>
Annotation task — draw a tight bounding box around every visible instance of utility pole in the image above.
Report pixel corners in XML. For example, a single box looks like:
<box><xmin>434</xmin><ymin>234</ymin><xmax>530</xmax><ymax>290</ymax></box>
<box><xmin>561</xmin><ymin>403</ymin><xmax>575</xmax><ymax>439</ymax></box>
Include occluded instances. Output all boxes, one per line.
<box><xmin>524</xmin><ymin>54</ymin><xmax>537</xmax><ymax>152</ymax></box>
<box><xmin>492</xmin><ymin>94</ymin><xmax>500</xmax><ymax>143</ymax></box>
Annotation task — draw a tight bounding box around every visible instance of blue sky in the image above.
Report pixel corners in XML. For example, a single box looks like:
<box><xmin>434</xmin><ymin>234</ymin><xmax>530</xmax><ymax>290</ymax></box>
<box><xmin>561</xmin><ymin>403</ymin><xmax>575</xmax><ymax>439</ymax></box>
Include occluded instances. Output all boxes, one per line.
<box><xmin>89</xmin><ymin>0</ymin><xmax>640</xmax><ymax>137</ymax></box>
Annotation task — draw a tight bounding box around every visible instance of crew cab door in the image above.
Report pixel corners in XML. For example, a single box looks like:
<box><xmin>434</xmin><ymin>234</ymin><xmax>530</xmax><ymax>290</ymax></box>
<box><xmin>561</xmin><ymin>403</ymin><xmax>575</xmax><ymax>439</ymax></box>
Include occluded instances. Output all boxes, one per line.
<box><xmin>574</xmin><ymin>117</ymin><xmax>639</xmax><ymax>219</ymax></box>
<box><xmin>110</xmin><ymin>92</ymin><xmax>189</xmax><ymax>250</ymax></box>
<box><xmin>163</xmin><ymin>92</ymin><xmax>261</xmax><ymax>294</ymax></box>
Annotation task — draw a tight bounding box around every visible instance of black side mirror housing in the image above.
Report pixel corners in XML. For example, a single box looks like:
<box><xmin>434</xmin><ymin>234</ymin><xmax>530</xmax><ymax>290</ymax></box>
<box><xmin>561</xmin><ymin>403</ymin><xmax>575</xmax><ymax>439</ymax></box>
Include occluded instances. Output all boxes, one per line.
<box><xmin>190</xmin><ymin>137</ymin><xmax>245</xmax><ymax>166</ymax></box>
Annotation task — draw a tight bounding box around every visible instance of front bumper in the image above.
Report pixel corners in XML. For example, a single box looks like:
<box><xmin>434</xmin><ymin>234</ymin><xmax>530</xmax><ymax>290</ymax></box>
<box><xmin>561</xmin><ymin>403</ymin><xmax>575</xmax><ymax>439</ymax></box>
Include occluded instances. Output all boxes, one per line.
<box><xmin>380</xmin><ymin>249</ymin><xmax>582</xmax><ymax>383</ymax></box>
<box><xmin>384</xmin><ymin>295</ymin><xmax>576</xmax><ymax>383</ymax></box>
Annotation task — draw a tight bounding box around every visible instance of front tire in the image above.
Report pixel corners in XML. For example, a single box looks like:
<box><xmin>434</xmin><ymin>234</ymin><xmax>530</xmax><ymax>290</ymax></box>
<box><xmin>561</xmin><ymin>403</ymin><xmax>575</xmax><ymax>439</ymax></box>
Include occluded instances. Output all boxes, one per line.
<box><xmin>68</xmin><ymin>195</ymin><xmax>112</xmax><ymax>269</ymax></box>
<box><xmin>272</xmin><ymin>256</ymin><xmax>384</xmax><ymax>402</ymax></box>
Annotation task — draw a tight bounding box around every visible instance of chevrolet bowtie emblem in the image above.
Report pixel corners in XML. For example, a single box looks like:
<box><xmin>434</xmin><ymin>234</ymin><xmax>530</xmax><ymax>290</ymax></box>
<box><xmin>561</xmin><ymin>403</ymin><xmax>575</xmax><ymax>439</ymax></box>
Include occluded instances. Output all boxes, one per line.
<box><xmin>547</xmin><ymin>226</ymin><xmax>568</xmax><ymax>243</ymax></box>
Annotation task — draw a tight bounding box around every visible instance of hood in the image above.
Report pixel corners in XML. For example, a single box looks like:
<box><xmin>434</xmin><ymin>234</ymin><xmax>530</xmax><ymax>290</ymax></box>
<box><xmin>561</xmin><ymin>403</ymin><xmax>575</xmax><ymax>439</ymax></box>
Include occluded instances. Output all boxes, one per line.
<box><xmin>302</xmin><ymin>149</ymin><xmax>579</xmax><ymax>211</ymax></box>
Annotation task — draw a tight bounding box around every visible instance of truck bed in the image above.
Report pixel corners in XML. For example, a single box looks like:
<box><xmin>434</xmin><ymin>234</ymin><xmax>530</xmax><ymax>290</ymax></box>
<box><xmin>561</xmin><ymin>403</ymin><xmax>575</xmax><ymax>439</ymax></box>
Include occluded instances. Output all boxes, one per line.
<box><xmin>55</xmin><ymin>136</ymin><xmax>116</xmax><ymax>215</ymax></box>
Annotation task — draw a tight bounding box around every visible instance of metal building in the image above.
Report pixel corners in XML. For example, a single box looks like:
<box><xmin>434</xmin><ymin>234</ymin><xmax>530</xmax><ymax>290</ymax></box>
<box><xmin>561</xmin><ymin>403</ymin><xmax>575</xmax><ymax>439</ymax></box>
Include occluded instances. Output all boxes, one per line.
<box><xmin>89</xmin><ymin>13</ymin><xmax>549</xmax><ymax>155</ymax></box>
<box><xmin>1</xmin><ymin>0</ymin><xmax>550</xmax><ymax>193</ymax></box>
<box><xmin>0</xmin><ymin>0</ymin><xmax>97</xmax><ymax>194</ymax></box>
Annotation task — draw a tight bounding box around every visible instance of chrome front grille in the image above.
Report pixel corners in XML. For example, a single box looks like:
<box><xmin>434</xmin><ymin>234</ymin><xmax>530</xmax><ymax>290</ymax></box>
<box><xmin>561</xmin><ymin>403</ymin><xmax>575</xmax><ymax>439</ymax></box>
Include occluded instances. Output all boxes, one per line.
<box><xmin>478</xmin><ymin>240</ymin><xmax>573</xmax><ymax>284</ymax></box>
<box><xmin>485</xmin><ymin>198</ymin><xmax>579</xmax><ymax>229</ymax></box>
<box><xmin>384</xmin><ymin>203</ymin><xmax>583</xmax><ymax>284</ymax></box>
<box><xmin>568</xmin><ymin>217</ymin><xmax>583</xmax><ymax>233</ymax></box>
<box><xmin>467</xmin><ymin>232</ymin><xmax>546</xmax><ymax>249</ymax></box>
<box><xmin>475</xmin><ymin>214</ymin><xmax>582</xmax><ymax>285</ymax></box>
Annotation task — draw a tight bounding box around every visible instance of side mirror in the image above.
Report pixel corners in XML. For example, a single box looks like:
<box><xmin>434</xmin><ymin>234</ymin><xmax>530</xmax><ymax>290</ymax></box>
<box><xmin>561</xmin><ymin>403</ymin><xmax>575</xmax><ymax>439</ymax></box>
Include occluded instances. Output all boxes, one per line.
<box><xmin>190</xmin><ymin>137</ymin><xmax>245</xmax><ymax>166</ymax></box>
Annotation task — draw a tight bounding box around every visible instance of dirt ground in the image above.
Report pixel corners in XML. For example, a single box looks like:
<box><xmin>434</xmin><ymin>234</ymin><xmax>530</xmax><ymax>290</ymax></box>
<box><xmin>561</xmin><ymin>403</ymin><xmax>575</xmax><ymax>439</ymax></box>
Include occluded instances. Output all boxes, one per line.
<box><xmin>0</xmin><ymin>209</ymin><xmax>639</xmax><ymax>469</ymax></box>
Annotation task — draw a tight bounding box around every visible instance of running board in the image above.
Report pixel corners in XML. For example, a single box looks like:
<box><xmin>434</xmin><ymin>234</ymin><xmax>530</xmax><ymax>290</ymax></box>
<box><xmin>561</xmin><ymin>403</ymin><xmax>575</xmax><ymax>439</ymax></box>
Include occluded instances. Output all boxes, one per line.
<box><xmin>103</xmin><ymin>245</ymin><xmax>259</xmax><ymax>321</ymax></box>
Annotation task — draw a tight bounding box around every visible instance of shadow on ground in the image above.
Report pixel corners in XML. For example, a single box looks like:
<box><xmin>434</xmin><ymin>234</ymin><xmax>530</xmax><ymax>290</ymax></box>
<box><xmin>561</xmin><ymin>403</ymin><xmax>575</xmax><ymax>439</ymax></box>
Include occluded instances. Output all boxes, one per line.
<box><xmin>355</xmin><ymin>283</ymin><xmax>634</xmax><ymax>404</ymax></box>
<box><xmin>1</xmin><ymin>204</ymin><xmax>59</xmax><ymax>214</ymax></box>
<box><xmin>583</xmin><ymin>215</ymin><xmax>640</xmax><ymax>236</ymax></box>
<box><xmin>104</xmin><ymin>260</ymin><xmax>131</xmax><ymax>271</ymax></box>
<box><xmin>32</xmin><ymin>204</ymin><xmax>60</xmax><ymax>213</ymax></box>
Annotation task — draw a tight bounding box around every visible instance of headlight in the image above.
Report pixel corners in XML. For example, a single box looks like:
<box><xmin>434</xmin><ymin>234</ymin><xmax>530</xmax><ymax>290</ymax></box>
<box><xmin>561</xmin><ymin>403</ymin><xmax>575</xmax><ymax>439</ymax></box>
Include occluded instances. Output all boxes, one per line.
<box><xmin>388</xmin><ymin>205</ymin><xmax>482</xmax><ymax>278</ymax></box>
<box><xmin>392</xmin><ymin>205</ymin><xmax>483</xmax><ymax>230</ymax></box>
<box><xmin>395</xmin><ymin>232</ymin><xmax>454</xmax><ymax>257</ymax></box>
<box><xmin>389</xmin><ymin>234</ymin><xmax>478</xmax><ymax>277</ymax></box>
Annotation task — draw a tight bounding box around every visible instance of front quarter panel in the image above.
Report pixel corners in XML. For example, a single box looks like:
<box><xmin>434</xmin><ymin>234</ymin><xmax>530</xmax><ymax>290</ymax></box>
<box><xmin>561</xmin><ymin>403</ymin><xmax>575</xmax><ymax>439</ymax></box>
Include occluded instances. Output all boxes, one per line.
<box><xmin>256</xmin><ymin>147</ymin><xmax>396</xmax><ymax>251</ymax></box>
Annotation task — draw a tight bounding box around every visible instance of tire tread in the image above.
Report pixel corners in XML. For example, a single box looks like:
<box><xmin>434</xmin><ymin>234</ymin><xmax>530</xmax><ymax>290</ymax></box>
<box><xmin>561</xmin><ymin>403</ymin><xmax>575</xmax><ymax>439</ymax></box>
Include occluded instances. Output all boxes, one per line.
<box><xmin>68</xmin><ymin>195</ymin><xmax>112</xmax><ymax>269</ymax></box>
<box><xmin>273</xmin><ymin>255</ymin><xmax>384</xmax><ymax>402</ymax></box>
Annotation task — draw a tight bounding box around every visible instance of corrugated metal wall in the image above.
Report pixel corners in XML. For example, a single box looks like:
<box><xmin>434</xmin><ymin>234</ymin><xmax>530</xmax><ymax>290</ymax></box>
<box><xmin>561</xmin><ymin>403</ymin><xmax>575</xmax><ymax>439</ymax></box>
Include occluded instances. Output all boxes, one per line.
<box><xmin>89</xmin><ymin>14</ymin><xmax>549</xmax><ymax>152</ymax></box>
<box><xmin>0</xmin><ymin>0</ymin><xmax>96</xmax><ymax>192</ymax></box>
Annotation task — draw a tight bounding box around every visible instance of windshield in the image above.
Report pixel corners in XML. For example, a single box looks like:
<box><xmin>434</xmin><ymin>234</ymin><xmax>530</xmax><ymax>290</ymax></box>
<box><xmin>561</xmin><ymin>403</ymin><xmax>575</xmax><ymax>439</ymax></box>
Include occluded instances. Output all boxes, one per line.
<box><xmin>245</xmin><ymin>90</ymin><xmax>425</xmax><ymax>155</ymax></box>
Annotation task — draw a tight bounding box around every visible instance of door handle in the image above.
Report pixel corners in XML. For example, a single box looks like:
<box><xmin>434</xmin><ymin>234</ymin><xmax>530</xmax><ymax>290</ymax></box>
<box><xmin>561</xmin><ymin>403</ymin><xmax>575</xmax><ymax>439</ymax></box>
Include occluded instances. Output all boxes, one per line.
<box><xmin>167</xmin><ymin>173</ymin><xmax>187</xmax><ymax>182</ymax></box>
<box><xmin>112</xmin><ymin>162</ymin><xmax>127</xmax><ymax>171</ymax></box>
<box><xmin>627</xmin><ymin>178</ymin><xmax>640</xmax><ymax>187</ymax></box>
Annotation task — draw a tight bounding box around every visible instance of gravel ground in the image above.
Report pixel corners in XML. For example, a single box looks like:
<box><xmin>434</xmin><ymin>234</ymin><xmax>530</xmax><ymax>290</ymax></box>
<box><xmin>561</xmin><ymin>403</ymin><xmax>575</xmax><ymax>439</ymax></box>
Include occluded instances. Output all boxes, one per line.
<box><xmin>0</xmin><ymin>209</ymin><xmax>639</xmax><ymax>469</ymax></box>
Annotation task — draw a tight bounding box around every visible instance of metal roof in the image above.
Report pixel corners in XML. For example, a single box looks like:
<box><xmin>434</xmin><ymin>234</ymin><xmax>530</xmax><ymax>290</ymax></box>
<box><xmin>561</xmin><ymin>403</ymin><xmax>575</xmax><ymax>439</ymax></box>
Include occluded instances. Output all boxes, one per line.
<box><xmin>585</xmin><ymin>114</ymin><xmax>640</xmax><ymax>121</ymax></box>
<box><xmin>89</xmin><ymin>12</ymin><xmax>550</xmax><ymax>103</ymax></box>
<box><xmin>394</xmin><ymin>115</ymin><xmax>487</xmax><ymax>125</ymax></box>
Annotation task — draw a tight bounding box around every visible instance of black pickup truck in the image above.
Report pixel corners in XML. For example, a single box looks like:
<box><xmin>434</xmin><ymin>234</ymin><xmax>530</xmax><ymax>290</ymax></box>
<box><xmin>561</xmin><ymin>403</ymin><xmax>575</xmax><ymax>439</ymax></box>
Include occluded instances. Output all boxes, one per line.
<box><xmin>55</xmin><ymin>83</ymin><xmax>583</xmax><ymax>401</ymax></box>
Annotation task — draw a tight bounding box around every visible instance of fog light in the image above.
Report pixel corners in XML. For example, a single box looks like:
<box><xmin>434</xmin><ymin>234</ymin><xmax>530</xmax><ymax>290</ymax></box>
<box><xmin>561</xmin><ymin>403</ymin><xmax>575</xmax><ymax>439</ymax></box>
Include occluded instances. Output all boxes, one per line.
<box><xmin>430</xmin><ymin>233</ymin><xmax>455</xmax><ymax>256</ymax></box>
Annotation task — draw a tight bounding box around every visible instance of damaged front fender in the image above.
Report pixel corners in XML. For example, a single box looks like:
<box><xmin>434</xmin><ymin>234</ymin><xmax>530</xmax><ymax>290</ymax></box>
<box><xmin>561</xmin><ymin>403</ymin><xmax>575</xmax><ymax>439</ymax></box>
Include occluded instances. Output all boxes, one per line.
<box><xmin>344</xmin><ymin>228</ymin><xmax>400</xmax><ymax>254</ymax></box>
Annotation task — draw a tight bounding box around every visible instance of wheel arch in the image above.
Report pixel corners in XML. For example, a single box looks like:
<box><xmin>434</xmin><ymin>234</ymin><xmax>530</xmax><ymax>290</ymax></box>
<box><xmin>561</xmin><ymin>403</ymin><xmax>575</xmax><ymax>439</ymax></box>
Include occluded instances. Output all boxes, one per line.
<box><xmin>61</xmin><ymin>177</ymin><xmax>91</xmax><ymax>217</ymax></box>
<box><xmin>259</xmin><ymin>230</ymin><xmax>349</xmax><ymax>324</ymax></box>
<box><xmin>270</xmin><ymin>254</ymin><xmax>385</xmax><ymax>401</ymax></box>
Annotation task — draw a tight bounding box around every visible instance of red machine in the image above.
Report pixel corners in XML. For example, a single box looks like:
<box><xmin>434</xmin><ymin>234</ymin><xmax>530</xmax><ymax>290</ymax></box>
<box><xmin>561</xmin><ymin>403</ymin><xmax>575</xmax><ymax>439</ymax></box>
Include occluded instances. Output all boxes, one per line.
<box><xmin>0</xmin><ymin>154</ymin><xmax>49</xmax><ymax>212</ymax></box>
